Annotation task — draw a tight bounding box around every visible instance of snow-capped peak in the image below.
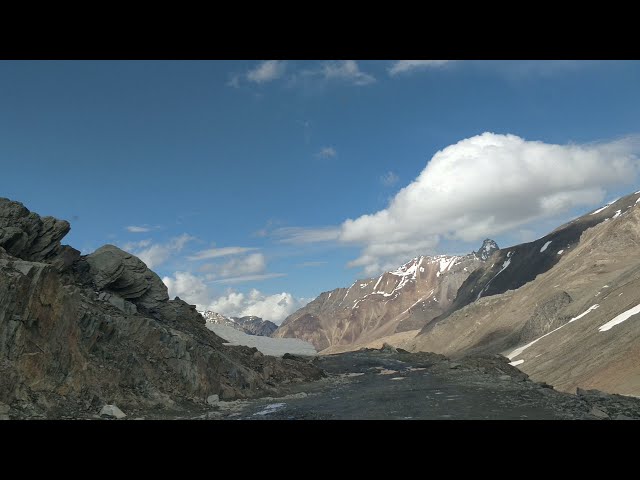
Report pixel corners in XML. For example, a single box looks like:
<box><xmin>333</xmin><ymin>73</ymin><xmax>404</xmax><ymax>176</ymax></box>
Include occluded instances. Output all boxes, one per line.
<box><xmin>475</xmin><ymin>239</ymin><xmax>499</xmax><ymax>260</ymax></box>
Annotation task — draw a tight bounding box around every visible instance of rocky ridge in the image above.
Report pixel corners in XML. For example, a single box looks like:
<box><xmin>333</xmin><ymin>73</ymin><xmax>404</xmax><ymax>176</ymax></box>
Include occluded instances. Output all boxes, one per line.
<box><xmin>0</xmin><ymin>198</ymin><xmax>323</xmax><ymax>419</ymax></box>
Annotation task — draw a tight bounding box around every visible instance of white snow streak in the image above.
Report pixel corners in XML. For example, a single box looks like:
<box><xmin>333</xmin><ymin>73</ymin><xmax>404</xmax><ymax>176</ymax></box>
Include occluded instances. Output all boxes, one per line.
<box><xmin>599</xmin><ymin>303</ymin><xmax>640</xmax><ymax>332</ymax></box>
<box><xmin>540</xmin><ymin>241</ymin><xmax>552</xmax><ymax>253</ymax></box>
<box><xmin>509</xmin><ymin>360</ymin><xmax>524</xmax><ymax>366</ymax></box>
<box><xmin>507</xmin><ymin>304</ymin><xmax>600</xmax><ymax>359</ymax></box>
<box><xmin>477</xmin><ymin>256</ymin><xmax>513</xmax><ymax>300</ymax></box>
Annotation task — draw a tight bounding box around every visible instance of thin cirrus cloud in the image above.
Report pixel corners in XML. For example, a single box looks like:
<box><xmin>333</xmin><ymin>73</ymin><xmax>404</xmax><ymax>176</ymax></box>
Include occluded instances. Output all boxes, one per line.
<box><xmin>380</xmin><ymin>171</ymin><xmax>399</xmax><ymax>187</ymax></box>
<box><xmin>316</xmin><ymin>147</ymin><xmax>336</xmax><ymax>159</ymax></box>
<box><xmin>320</xmin><ymin>60</ymin><xmax>375</xmax><ymax>86</ymax></box>
<box><xmin>202</xmin><ymin>252</ymin><xmax>266</xmax><ymax>276</ymax></box>
<box><xmin>211</xmin><ymin>273</ymin><xmax>287</xmax><ymax>284</ymax></box>
<box><xmin>388</xmin><ymin>60</ymin><xmax>451</xmax><ymax>76</ymax></box>
<box><xmin>187</xmin><ymin>246</ymin><xmax>259</xmax><ymax>261</ymax></box>
<box><xmin>122</xmin><ymin>233</ymin><xmax>195</xmax><ymax>269</ymax></box>
<box><xmin>247</xmin><ymin>60</ymin><xmax>286</xmax><ymax>83</ymax></box>
<box><xmin>273</xmin><ymin>226</ymin><xmax>341</xmax><ymax>245</ymax></box>
<box><xmin>126</xmin><ymin>225</ymin><xmax>154</xmax><ymax>233</ymax></box>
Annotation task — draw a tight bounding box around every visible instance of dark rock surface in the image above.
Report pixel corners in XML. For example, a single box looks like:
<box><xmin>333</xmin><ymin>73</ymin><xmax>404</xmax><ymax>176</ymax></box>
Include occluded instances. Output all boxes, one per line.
<box><xmin>202</xmin><ymin>348</ymin><xmax>640</xmax><ymax>420</ymax></box>
<box><xmin>0</xmin><ymin>198</ymin><xmax>324</xmax><ymax>420</ymax></box>
<box><xmin>234</xmin><ymin>316</ymin><xmax>278</xmax><ymax>337</ymax></box>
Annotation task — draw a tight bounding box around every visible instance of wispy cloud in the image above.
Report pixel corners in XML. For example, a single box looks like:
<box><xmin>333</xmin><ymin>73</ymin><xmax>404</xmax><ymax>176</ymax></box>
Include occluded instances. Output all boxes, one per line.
<box><xmin>389</xmin><ymin>60</ymin><xmax>451</xmax><ymax>76</ymax></box>
<box><xmin>320</xmin><ymin>60</ymin><xmax>375</xmax><ymax>86</ymax></box>
<box><xmin>187</xmin><ymin>246</ymin><xmax>259</xmax><ymax>261</ymax></box>
<box><xmin>380</xmin><ymin>171</ymin><xmax>399</xmax><ymax>187</ymax></box>
<box><xmin>273</xmin><ymin>226</ymin><xmax>341</xmax><ymax>245</ymax></box>
<box><xmin>316</xmin><ymin>146</ymin><xmax>336</xmax><ymax>159</ymax></box>
<box><xmin>210</xmin><ymin>273</ymin><xmax>287</xmax><ymax>284</ymax></box>
<box><xmin>200</xmin><ymin>253</ymin><xmax>266</xmax><ymax>277</ymax></box>
<box><xmin>296</xmin><ymin>261</ymin><xmax>327</xmax><ymax>268</ymax></box>
<box><xmin>123</xmin><ymin>233</ymin><xmax>195</xmax><ymax>269</ymax></box>
<box><xmin>226</xmin><ymin>74</ymin><xmax>241</xmax><ymax>88</ymax></box>
<box><xmin>126</xmin><ymin>225</ymin><xmax>154</xmax><ymax>233</ymax></box>
<box><xmin>247</xmin><ymin>60</ymin><xmax>286</xmax><ymax>84</ymax></box>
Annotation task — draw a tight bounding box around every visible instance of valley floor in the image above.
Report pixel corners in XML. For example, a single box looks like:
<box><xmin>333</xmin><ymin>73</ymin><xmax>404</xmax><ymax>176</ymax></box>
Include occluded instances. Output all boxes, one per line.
<box><xmin>194</xmin><ymin>349</ymin><xmax>640</xmax><ymax>420</ymax></box>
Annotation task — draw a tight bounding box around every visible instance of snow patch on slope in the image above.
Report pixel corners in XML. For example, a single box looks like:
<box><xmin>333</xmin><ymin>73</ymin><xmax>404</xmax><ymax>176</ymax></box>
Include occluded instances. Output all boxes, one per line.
<box><xmin>540</xmin><ymin>241</ymin><xmax>552</xmax><ymax>253</ymax></box>
<box><xmin>599</xmin><ymin>303</ymin><xmax>640</xmax><ymax>332</ymax></box>
<box><xmin>507</xmin><ymin>304</ymin><xmax>600</xmax><ymax>359</ymax></box>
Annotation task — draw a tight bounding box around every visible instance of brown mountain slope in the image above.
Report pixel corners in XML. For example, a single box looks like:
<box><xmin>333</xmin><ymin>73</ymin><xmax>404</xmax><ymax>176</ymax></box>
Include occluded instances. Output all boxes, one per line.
<box><xmin>405</xmin><ymin>191</ymin><xmax>640</xmax><ymax>396</ymax></box>
<box><xmin>274</xmin><ymin>240</ymin><xmax>497</xmax><ymax>351</ymax></box>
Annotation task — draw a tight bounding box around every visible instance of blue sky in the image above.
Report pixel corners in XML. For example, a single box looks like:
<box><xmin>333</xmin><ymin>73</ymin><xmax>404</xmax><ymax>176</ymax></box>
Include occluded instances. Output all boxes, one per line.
<box><xmin>2</xmin><ymin>60</ymin><xmax>639</xmax><ymax>321</ymax></box>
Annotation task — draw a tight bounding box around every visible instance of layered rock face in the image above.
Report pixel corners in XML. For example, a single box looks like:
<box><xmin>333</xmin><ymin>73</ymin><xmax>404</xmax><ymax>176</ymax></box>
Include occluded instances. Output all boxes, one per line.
<box><xmin>274</xmin><ymin>241</ymin><xmax>496</xmax><ymax>351</ymax></box>
<box><xmin>0</xmin><ymin>198</ymin><xmax>323</xmax><ymax>418</ymax></box>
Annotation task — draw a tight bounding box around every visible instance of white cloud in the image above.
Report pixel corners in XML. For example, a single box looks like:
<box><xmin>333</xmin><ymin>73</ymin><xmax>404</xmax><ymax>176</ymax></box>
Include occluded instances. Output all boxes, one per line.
<box><xmin>200</xmin><ymin>252</ymin><xmax>267</xmax><ymax>277</ymax></box>
<box><xmin>389</xmin><ymin>60</ymin><xmax>450</xmax><ymax>76</ymax></box>
<box><xmin>340</xmin><ymin>132</ymin><xmax>640</xmax><ymax>272</ymax></box>
<box><xmin>209</xmin><ymin>289</ymin><xmax>306</xmax><ymax>324</ymax></box>
<box><xmin>380</xmin><ymin>171</ymin><xmax>399</xmax><ymax>187</ymax></box>
<box><xmin>162</xmin><ymin>274</ymin><xmax>305</xmax><ymax>324</ymax></box>
<box><xmin>322</xmin><ymin>60</ymin><xmax>375</xmax><ymax>85</ymax></box>
<box><xmin>187</xmin><ymin>246</ymin><xmax>259</xmax><ymax>261</ymax></box>
<box><xmin>227</xmin><ymin>74</ymin><xmax>241</xmax><ymax>88</ymax></box>
<box><xmin>162</xmin><ymin>272</ymin><xmax>212</xmax><ymax>307</ymax></box>
<box><xmin>126</xmin><ymin>225</ymin><xmax>152</xmax><ymax>233</ymax></box>
<box><xmin>273</xmin><ymin>226</ymin><xmax>341</xmax><ymax>244</ymax></box>
<box><xmin>316</xmin><ymin>147</ymin><xmax>336</xmax><ymax>159</ymax></box>
<box><xmin>211</xmin><ymin>273</ymin><xmax>287</xmax><ymax>284</ymax></box>
<box><xmin>124</xmin><ymin>233</ymin><xmax>195</xmax><ymax>269</ymax></box>
<box><xmin>247</xmin><ymin>60</ymin><xmax>286</xmax><ymax>83</ymax></box>
<box><xmin>123</xmin><ymin>239</ymin><xmax>152</xmax><ymax>251</ymax></box>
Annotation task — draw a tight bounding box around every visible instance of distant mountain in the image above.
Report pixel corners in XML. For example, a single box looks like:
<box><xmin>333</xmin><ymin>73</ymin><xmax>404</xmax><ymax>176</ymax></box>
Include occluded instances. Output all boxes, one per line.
<box><xmin>275</xmin><ymin>188</ymin><xmax>640</xmax><ymax>397</ymax></box>
<box><xmin>234</xmin><ymin>316</ymin><xmax>278</xmax><ymax>337</ymax></box>
<box><xmin>273</xmin><ymin>239</ymin><xmax>498</xmax><ymax>351</ymax></box>
<box><xmin>405</xmin><ymin>190</ymin><xmax>640</xmax><ymax>396</ymax></box>
<box><xmin>198</xmin><ymin>311</ymin><xmax>277</xmax><ymax>337</ymax></box>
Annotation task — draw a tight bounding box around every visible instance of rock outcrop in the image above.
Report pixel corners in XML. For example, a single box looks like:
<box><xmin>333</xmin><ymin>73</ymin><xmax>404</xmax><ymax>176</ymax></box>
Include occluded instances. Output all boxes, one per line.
<box><xmin>0</xmin><ymin>198</ymin><xmax>323</xmax><ymax>419</ymax></box>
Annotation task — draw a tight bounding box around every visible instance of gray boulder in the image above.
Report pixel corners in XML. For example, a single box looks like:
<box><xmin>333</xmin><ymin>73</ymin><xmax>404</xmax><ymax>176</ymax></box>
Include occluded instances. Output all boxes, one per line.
<box><xmin>100</xmin><ymin>404</ymin><xmax>126</xmax><ymax>419</ymax></box>
<box><xmin>0</xmin><ymin>197</ymin><xmax>78</xmax><ymax>270</ymax></box>
<box><xmin>86</xmin><ymin>245</ymin><xmax>169</xmax><ymax>311</ymax></box>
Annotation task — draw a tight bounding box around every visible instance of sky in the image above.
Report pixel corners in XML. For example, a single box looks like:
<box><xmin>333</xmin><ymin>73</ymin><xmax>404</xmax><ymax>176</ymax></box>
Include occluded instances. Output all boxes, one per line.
<box><xmin>1</xmin><ymin>60</ymin><xmax>640</xmax><ymax>323</ymax></box>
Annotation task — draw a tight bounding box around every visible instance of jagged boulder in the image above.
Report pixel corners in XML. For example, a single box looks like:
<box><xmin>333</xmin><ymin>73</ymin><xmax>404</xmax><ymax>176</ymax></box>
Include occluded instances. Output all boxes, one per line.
<box><xmin>0</xmin><ymin>198</ymin><xmax>325</xmax><ymax>418</ymax></box>
<box><xmin>0</xmin><ymin>197</ymin><xmax>79</xmax><ymax>271</ymax></box>
<box><xmin>85</xmin><ymin>245</ymin><xmax>169</xmax><ymax>311</ymax></box>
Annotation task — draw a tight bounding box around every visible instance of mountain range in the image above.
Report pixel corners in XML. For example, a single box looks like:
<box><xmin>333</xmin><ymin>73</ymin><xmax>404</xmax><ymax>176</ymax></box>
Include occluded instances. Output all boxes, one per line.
<box><xmin>198</xmin><ymin>311</ymin><xmax>277</xmax><ymax>337</ymax></box>
<box><xmin>275</xmin><ymin>190</ymin><xmax>640</xmax><ymax>396</ymax></box>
